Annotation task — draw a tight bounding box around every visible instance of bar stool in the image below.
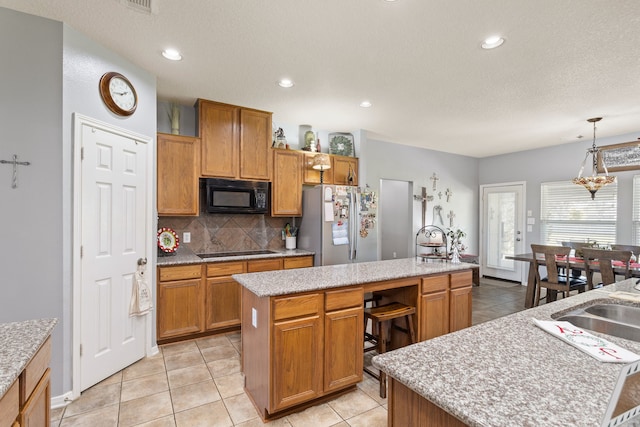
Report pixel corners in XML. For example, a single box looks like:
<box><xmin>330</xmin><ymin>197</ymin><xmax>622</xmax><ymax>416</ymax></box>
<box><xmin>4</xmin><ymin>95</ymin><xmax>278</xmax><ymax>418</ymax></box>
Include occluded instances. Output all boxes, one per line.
<box><xmin>363</xmin><ymin>302</ymin><xmax>416</xmax><ymax>398</ymax></box>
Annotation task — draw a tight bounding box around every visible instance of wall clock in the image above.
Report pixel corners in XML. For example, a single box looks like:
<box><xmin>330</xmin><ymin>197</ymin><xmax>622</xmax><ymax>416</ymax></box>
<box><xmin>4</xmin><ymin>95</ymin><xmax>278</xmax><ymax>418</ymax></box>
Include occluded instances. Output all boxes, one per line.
<box><xmin>99</xmin><ymin>71</ymin><xmax>138</xmax><ymax>116</ymax></box>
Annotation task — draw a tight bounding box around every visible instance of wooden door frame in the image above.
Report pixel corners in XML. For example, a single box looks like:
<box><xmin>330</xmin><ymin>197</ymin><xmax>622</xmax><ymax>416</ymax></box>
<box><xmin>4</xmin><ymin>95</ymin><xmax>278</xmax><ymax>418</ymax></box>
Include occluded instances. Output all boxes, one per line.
<box><xmin>479</xmin><ymin>181</ymin><xmax>527</xmax><ymax>284</ymax></box>
<box><xmin>71</xmin><ymin>114</ymin><xmax>155</xmax><ymax>399</ymax></box>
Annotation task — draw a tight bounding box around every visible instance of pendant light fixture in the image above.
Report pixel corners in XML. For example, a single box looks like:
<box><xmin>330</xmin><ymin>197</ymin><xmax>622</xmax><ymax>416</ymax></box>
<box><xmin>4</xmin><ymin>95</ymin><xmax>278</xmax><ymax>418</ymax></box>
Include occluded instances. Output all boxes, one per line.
<box><xmin>572</xmin><ymin>117</ymin><xmax>616</xmax><ymax>199</ymax></box>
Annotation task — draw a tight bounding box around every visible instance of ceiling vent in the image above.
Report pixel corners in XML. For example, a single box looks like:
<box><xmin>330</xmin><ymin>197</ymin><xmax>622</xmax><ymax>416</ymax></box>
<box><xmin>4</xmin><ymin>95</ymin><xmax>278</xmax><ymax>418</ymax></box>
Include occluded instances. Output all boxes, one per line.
<box><xmin>120</xmin><ymin>0</ymin><xmax>158</xmax><ymax>14</ymax></box>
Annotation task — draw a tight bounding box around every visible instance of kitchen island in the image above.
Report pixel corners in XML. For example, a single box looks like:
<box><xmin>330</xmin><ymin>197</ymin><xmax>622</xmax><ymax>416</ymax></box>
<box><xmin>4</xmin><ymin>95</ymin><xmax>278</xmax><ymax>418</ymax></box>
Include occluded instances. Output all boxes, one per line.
<box><xmin>233</xmin><ymin>258</ymin><xmax>477</xmax><ymax>420</ymax></box>
<box><xmin>0</xmin><ymin>318</ymin><xmax>57</xmax><ymax>427</ymax></box>
<box><xmin>373</xmin><ymin>279</ymin><xmax>640</xmax><ymax>427</ymax></box>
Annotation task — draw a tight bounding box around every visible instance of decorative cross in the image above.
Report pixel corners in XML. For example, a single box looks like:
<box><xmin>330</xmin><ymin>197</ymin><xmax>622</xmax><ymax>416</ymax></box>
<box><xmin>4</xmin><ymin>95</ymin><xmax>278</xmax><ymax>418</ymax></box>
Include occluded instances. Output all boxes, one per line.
<box><xmin>438</xmin><ymin>191</ymin><xmax>442</xmax><ymax>200</ymax></box>
<box><xmin>433</xmin><ymin>205</ymin><xmax>444</xmax><ymax>225</ymax></box>
<box><xmin>0</xmin><ymin>154</ymin><xmax>31</xmax><ymax>189</ymax></box>
<box><xmin>413</xmin><ymin>187</ymin><xmax>434</xmax><ymax>228</ymax></box>
<box><xmin>445</xmin><ymin>188</ymin><xmax>453</xmax><ymax>202</ymax></box>
<box><xmin>430</xmin><ymin>173</ymin><xmax>439</xmax><ymax>191</ymax></box>
<box><xmin>448</xmin><ymin>210</ymin><xmax>456</xmax><ymax>227</ymax></box>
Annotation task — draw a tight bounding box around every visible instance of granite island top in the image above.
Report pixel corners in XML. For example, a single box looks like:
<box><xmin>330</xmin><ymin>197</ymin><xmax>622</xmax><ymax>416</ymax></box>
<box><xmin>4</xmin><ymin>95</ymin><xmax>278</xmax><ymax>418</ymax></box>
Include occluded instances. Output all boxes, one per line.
<box><xmin>373</xmin><ymin>279</ymin><xmax>640</xmax><ymax>427</ymax></box>
<box><xmin>233</xmin><ymin>257</ymin><xmax>477</xmax><ymax>297</ymax></box>
<box><xmin>156</xmin><ymin>246</ymin><xmax>314</xmax><ymax>267</ymax></box>
<box><xmin>0</xmin><ymin>318</ymin><xmax>57</xmax><ymax>396</ymax></box>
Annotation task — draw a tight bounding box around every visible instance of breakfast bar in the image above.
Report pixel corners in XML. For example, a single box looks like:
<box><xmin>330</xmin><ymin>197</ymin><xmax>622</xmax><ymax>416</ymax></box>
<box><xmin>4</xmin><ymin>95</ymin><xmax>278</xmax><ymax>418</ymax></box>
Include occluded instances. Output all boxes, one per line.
<box><xmin>233</xmin><ymin>258</ymin><xmax>477</xmax><ymax>420</ymax></box>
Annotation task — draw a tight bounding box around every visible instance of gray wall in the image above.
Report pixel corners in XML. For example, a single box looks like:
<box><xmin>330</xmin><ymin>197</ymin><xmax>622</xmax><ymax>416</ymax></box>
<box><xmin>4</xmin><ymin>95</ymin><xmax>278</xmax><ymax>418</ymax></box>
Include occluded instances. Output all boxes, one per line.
<box><xmin>478</xmin><ymin>132</ymin><xmax>639</xmax><ymax>250</ymax></box>
<box><xmin>0</xmin><ymin>6</ymin><xmax>157</xmax><ymax>397</ymax></box>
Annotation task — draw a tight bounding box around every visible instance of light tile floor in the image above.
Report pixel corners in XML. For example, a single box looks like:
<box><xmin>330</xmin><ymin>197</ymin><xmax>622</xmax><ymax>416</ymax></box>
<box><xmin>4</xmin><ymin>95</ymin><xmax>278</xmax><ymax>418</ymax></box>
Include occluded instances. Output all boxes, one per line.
<box><xmin>52</xmin><ymin>279</ymin><xmax>527</xmax><ymax>427</ymax></box>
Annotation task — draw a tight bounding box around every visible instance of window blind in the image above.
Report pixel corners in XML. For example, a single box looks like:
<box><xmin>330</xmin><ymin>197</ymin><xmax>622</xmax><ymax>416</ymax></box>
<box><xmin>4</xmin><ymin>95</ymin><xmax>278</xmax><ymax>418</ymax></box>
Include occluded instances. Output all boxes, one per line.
<box><xmin>540</xmin><ymin>180</ymin><xmax>617</xmax><ymax>246</ymax></box>
<box><xmin>632</xmin><ymin>175</ymin><xmax>640</xmax><ymax>244</ymax></box>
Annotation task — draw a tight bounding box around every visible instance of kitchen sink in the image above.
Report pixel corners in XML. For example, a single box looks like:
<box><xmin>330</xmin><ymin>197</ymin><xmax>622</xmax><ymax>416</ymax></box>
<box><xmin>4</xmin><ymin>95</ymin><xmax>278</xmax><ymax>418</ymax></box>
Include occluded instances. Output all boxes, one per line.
<box><xmin>197</xmin><ymin>250</ymin><xmax>277</xmax><ymax>258</ymax></box>
<box><xmin>555</xmin><ymin>303</ymin><xmax>640</xmax><ymax>343</ymax></box>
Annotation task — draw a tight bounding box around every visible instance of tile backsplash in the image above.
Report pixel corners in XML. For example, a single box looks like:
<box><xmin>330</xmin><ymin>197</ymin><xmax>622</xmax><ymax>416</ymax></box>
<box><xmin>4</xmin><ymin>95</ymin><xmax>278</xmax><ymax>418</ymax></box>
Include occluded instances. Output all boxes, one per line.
<box><xmin>158</xmin><ymin>213</ymin><xmax>292</xmax><ymax>254</ymax></box>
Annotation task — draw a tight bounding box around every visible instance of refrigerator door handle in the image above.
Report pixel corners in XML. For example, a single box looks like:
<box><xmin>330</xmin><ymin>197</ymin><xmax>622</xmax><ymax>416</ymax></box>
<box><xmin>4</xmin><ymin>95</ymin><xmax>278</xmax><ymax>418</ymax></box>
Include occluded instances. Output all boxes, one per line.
<box><xmin>349</xmin><ymin>189</ymin><xmax>357</xmax><ymax>261</ymax></box>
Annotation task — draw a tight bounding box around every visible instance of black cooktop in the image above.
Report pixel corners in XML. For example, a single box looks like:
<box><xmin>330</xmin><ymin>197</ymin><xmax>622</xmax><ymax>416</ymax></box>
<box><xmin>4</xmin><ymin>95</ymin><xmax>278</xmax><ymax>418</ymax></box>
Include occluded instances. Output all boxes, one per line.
<box><xmin>197</xmin><ymin>250</ymin><xmax>277</xmax><ymax>258</ymax></box>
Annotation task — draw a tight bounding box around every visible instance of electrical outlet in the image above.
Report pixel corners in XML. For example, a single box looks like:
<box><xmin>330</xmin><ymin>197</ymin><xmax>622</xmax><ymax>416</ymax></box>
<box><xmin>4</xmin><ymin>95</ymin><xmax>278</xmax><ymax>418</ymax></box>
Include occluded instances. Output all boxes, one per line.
<box><xmin>252</xmin><ymin>308</ymin><xmax>258</xmax><ymax>328</ymax></box>
<box><xmin>183</xmin><ymin>232</ymin><xmax>191</xmax><ymax>243</ymax></box>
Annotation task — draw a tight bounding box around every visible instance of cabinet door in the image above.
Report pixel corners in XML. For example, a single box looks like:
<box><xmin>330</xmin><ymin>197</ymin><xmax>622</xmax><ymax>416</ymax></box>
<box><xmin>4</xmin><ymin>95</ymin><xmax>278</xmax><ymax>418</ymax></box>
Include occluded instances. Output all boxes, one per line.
<box><xmin>19</xmin><ymin>369</ymin><xmax>50</xmax><ymax>427</ymax></box>
<box><xmin>271</xmin><ymin>315</ymin><xmax>323</xmax><ymax>411</ymax></box>
<box><xmin>205</xmin><ymin>277</ymin><xmax>241</xmax><ymax>330</ymax></box>
<box><xmin>240</xmin><ymin>108</ymin><xmax>272</xmax><ymax>180</ymax></box>
<box><xmin>157</xmin><ymin>133</ymin><xmax>200</xmax><ymax>216</ymax></box>
<box><xmin>450</xmin><ymin>286</ymin><xmax>472</xmax><ymax>333</ymax></box>
<box><xmin>302</xmin><ymin>152</ymin><xmax>334</xmax><ymax>184</ymax></box>
<box><xmin>324</xmin><ymin>307</ymin><xmax>363</xmax><ymax>392</ymax></box>
<box><xmin>158</xmin><ymin>279</ymin><xmax>203</xmax><ymax>340</ymax></box>
<box><xmin>420</xmin><ymin>291</ymin><xmax>449</xmax><ymax>341</ymax></box>
<box><xmin>272</xmin><ymin>150</ymin><xmax>302</xmax><ymax>216</ymax></box>
<box><xmin>198</xmin><ymin>99</ymin><xmax>239</xmax><ymax>178</ymax></box>
<box><xmin>333</xmin><ymin>156</ymin><xmax>358</xmax><ymax>186</ymax></box>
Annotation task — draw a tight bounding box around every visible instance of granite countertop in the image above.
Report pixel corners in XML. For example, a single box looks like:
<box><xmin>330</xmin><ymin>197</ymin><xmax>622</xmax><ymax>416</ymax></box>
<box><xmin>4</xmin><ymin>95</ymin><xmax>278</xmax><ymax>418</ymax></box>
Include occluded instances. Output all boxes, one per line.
<box><xmin>373</xmin><ymin>279</ymin><xmax>640</xmax><ymax>427</ymax></box>
<box><xmin>156</xmin><ymin>245</ymin><xmax>314</xmax><ymax>267</ymax></box>
<box><xmin>0</xmin><ymin>318</ymin><xmax>57</xmax><ymax>397</ymax></box>
<box><xmin>233</xmin><ymin>258</ymin><xmax>477</xmax><ymax>297</ymax></box>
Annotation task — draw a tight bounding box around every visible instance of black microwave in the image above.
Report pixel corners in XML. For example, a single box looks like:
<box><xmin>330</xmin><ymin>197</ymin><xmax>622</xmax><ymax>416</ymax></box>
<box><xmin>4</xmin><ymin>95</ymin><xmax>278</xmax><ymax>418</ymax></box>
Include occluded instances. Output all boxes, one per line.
<box><xmin>203</xmin><ymin>178</ymin><xmax>270</xmax><ymax>214</ymax></box>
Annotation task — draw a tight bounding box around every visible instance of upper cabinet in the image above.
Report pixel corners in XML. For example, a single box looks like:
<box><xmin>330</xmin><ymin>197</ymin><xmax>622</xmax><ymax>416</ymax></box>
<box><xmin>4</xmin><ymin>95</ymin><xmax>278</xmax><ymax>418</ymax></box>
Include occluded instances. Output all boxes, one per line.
<box><xmin>157</xmin><ymin>133</ymin><xmax>200</xmax><ymax>216</ymax></box>
<box><xmin>272</xmin><ymin>149</ymin><xmax>303</xmax><ymax>217</ymax></box>
<box><xmin>302</xmin><ymin>152</ymin><xmax>334</xmax><ymax>185</ymax></box>
<box><xmin>196</xmin><ymin>99</ymin><xmax>272</xmax><ymax>181</ymax></box>
<box><xmin>332</xmin><ymin>155</ymin><xmax>358</xmax><ymax>186</ymax></box>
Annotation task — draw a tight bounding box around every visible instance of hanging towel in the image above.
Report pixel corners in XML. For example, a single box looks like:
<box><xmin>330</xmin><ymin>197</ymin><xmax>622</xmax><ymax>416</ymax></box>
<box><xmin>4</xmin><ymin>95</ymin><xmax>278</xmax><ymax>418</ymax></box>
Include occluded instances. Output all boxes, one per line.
<box><xmin>129</xmin><ymin>263</ymin><xmax>152</xmax><ymax>316</ymax></box>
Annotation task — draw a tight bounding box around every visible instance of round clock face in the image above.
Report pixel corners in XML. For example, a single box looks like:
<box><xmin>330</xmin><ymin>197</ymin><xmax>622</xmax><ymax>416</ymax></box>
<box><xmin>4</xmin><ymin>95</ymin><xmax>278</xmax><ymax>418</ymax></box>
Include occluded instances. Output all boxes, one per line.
<box><xmin>99</xmin><ymin>72</ymin><xmax>138</xmax><ymax>116</ymax></box>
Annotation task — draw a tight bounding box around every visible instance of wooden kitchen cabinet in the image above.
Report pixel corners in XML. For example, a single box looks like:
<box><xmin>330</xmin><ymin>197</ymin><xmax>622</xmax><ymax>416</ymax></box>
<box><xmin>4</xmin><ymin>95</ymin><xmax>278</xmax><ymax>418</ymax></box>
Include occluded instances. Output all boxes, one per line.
<box><xmin>205</xmin><ymin>262</ymin><xmax>245</xmax><ymax>331</ymax></box>
<box><xmin>302</xmin><ymin>152</ymin><xmax>334</xmax><ymax>185</ymax></box>
<box><xmin>449</xmin><ymin>271</ymin><xmax>473</xmax><ymax>333</ymax></box>
<box><xmin>332</xmin><ymin>155</ymin><xmax>358</xmax><ymax>186</ymax></box>
<box><xmin>283</xmin><ymin>255</ymin><xmax>313</xmax><ymax>269</ymax></box>
<box><xmin>157</xmin><ymin>133</ymin><xmax>200</xmax><ymax>216</ymax></box>
<box><xmin>272</xmin><ymin>149</ymin><xmax>303</xmax><ymax>216</ymax></box>
<box><xmin>18</xmin><ymin>369</ymin><xmax>50</xmax><ymax>427</ymax></box>
<box><xmin>157</xmin><ymin>265</ymin><xmax>204</xmax><ymax>340</ymax></box>
<box><xmin>420</xmin><ymin>275</ymin><xmax>450</xmax><ymax>341</ymax></box>
<box><xmin>0</xmin><ymin>380</ymin><xmax>18</xmax><ymax>427</ymax></box>
<box><xmin>271</xmin><ymin>293</ymin><xmax>324</xmax><ymax>412</ymax></box>
<box><xmin>324</xmin><ymin>288</ymin><xmax>363</xmax><ymax>393</ymax></box>
<box><xmin>197</xmin><ymin>99</ymin><xmax>272</xmax><ymax>181</ymax></box>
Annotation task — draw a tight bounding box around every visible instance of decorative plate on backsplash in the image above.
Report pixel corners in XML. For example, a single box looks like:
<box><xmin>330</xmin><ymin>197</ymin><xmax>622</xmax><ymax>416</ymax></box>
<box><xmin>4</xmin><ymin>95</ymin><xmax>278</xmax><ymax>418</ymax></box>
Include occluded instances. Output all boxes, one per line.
<box><xmin>157</xmin><ymin>227</ymin><xmax>180</xmax><ymax>253</ymax></box>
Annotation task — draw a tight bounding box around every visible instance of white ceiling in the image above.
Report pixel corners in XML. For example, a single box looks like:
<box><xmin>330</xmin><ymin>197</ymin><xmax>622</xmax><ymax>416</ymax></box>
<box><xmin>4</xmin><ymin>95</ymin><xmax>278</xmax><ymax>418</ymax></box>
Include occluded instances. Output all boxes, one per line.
<box><xmin>2</xmin><ymin>0</ymin><xmax>640</xmax><ymax>158</ymax></box>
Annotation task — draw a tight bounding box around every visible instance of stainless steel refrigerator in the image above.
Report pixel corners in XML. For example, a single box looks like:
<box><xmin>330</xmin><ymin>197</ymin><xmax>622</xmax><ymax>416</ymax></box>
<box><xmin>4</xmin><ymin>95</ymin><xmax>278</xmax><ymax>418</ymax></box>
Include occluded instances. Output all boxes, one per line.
<box><xmin>298</xmin><ymin>185</ymin><xmax>377</xmax><ymax>266</ymax></box>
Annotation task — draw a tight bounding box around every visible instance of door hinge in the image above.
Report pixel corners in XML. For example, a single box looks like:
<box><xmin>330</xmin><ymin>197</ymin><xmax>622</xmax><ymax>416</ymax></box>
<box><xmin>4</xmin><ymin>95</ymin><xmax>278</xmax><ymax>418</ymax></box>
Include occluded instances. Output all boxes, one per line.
<box><xmin>80</xmin><ymin>246</ymin><xmax>83</xmax><ymax>258</ymax></box>
<box><xmin>80</xmin><ymin>344</ymin><xmax>83</xmax><ymax>357</ymax></box>
<box><xmin>81</xmin><ymin>147</ymin><xmax>84</xmax><ymax>160</ymax></box>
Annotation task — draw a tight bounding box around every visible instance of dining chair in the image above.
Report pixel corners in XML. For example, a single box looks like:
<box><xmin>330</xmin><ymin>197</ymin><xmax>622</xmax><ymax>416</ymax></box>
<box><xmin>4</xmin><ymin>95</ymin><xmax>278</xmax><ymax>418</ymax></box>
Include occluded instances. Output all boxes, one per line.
<box><xmin>581</xmin><ymin>248</ymin><xmax>632</xmax><ymax>289</ymax></box>
<box><xmin>531</xmin><ymin>244</ymin><xmax>587</xmax><ymax>306</ymax></box>
<box><xmin>611</xmin><ymin>244</ymin><xmax>640</xmax><ymax>257</ymax></box>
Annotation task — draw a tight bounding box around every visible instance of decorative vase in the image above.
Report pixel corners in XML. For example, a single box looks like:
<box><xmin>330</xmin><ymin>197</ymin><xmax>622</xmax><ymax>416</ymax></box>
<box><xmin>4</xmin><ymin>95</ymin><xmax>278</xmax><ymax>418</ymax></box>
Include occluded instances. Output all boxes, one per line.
<box><xmin>451</xmin><ymin>243</ymin><xmax>461</xmax><ymax>264</ymax></box>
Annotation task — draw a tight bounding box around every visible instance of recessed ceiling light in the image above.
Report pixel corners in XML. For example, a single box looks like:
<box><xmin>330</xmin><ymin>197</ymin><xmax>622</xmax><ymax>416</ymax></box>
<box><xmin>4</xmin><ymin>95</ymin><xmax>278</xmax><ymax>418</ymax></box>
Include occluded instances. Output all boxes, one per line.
<box><xmin>162</xmin><ymin>48</ymin><xmax>182</xmax><ymax>61</ymax></box>
<box><xmin>360</xmin><ymin>101</ymin><xmax>372</xmax><ymax>108</ymax></box>
<box><xmin>481</xmin><ymin>36</ymin><xmax>505</xmax><ymax>50</ymax></box>
<box><xmin>278</xmin><ymin>79</ymin><xmax>294</xmax><ymax>88</ymax></box>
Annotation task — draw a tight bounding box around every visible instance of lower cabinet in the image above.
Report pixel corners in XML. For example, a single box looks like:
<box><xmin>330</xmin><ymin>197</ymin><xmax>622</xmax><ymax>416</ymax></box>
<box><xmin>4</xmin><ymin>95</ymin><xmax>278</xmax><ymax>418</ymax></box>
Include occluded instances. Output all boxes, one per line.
<box><xmin>389</xmin><ymin>379</ymin><xmax>467</xmax><ymax>427</ymax></box>
<box><xmin>205</xmin><ymin>262</ymin><xmax>245</xmax><ymax>331</ymax></box>
<box><xmin>19</xmin><ymin>369</ymin><xmax>50</xmax><ymax>427</ymax></box>
<box><xmin>449</xmin><ymin>271</ymin><xmax>473</xmax><ymax>333</ymax></box>
<box><xmin>324</xmin><ymin>300</ymin><xmax>363</xmax><ymax>391</ymax></box>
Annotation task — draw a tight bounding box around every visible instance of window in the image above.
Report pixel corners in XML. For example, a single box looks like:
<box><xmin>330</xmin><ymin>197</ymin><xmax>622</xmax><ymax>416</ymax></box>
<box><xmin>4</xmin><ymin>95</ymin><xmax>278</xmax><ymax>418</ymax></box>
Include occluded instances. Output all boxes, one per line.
<box><xmin>540</xmin><ymin>180</ymin><xmax>617</xmax><ymax>246</ymax></box>
<box><xmin>632</xmin><ymin>175</ymin><xmax>640</xmax><ymax>244</ymax></box>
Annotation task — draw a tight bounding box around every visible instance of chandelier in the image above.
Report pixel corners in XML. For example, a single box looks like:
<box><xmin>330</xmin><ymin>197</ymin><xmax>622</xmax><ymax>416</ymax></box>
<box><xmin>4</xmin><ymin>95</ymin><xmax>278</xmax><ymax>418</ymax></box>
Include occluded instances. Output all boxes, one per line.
<box><xmin>572</xmin><ymin>117</ymin><xmax>616</xmax><ymax>199</ymax></box>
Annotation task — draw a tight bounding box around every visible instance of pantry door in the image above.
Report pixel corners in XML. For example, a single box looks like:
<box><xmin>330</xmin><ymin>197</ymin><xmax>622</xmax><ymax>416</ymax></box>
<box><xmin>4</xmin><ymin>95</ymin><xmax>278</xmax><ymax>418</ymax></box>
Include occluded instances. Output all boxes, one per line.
<box><xmin>480</xmin><ymin>183</ymin><xmax>526</xmax><ymax>283</ymax></box>
<box><xmin>74</xmin><ymin>114</ymin><xmax>153</xmax><ymax>392</ymax></box>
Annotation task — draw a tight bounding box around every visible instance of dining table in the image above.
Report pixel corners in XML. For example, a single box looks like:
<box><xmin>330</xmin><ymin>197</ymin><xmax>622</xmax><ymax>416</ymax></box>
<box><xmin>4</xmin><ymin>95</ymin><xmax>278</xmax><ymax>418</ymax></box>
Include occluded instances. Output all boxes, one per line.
<box><xmin>506</xmin><ymin>252</ymin><xmax>640</xmax><ymax>308</ymax></box>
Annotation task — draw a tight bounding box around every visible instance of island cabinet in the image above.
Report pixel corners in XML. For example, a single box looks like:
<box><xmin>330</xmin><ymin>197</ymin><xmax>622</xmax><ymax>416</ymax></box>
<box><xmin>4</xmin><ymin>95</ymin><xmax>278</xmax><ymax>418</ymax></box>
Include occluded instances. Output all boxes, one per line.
<box><xmin>157</xmin><ymin>133</ymin><xmax>200</xmax><ymax>216</ymax></box>
<box><xmin>271</xmin><ymin>149</ymin><xmax>303</xmax><ymax>217</ymax></box>
<box><xmin>196</xmin><ymin>99</ymin><xmax>272</xmax><ymax>181</ymax></box>
<box><xmin>419</xmin><ymin>270</ymin><xmax>473</xmax><ymax>340</ymax></box>
<box><xmin>1</xmin><ymin>337</ymin><xmax>52</xmax><ymax>427</ymax></box>
<box><xmin>243</xmin><ymin>286</ymin><xmax>364</xmax><ymax>419</ymax></box>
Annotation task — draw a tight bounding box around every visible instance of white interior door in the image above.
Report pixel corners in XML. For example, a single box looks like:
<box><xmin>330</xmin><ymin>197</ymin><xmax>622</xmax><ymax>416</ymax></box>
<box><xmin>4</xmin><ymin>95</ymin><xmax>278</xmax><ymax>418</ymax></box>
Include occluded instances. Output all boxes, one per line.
<box><xmin>79</xmin><ymin>120</ymin><xmax>149</xmax><ymax>391</ymax></box>
<box><xmin>481</xmin><ymin>183</ymin><xmax>525</xmax><ymax>282</ymax></box>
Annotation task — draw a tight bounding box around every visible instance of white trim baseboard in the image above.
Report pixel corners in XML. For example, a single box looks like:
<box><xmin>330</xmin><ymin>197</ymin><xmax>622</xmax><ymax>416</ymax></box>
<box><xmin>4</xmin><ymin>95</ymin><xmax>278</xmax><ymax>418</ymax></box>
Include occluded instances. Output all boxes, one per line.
<box><xmin>51</xmin><ymin>391</ymin><xmax>74</xmax><ymax>409</ymax></box>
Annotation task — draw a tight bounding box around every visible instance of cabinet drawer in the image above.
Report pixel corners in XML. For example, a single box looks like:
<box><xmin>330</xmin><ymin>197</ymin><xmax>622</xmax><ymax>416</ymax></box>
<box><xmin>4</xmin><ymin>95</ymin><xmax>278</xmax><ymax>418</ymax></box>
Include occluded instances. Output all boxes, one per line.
<box><xmin>325</xmin><ymin>287</ymin><xmax>363</xmax><ymax>311</ymax></box>
<box><xmin>273</xmin><ymin>293</ymin><xmax>322</xmax><ymax>321</ymax></box>
<box><xmin>20</xmin><ymin>336</ymin><xmax>50</xmax><ymax>406</ymax></box>
<box><xmin>159</xmin><ymin>264</ymin><xmax>202</xmax><ymax>282</ymax></box>
<box><xmin>451</xmin><ymin>270</ymin><xmax>473</xmax><ymax>289</ymax></box>
<box><xmin>0</xmin><ymin>380</ymin><xmax>18</xmax><ymax>427</ymax></box>
<box><xmin>206</xmin><ymin>262</ymin><xmax>245</xmax><ymax>277</ymax></box>
<box><xmin>422</xmin><ymin>275</ymin><xmax>449</xmax><ymax>294</ymax></box>
<box><xmin>248</xmin><ymin>258</ymin><xmax>282</xmax><ymax>272</ymax></box>
<box><xmin>283</xmin><ymin>256</ymin><xmax>314</xmax><ymax>270</ymax></box>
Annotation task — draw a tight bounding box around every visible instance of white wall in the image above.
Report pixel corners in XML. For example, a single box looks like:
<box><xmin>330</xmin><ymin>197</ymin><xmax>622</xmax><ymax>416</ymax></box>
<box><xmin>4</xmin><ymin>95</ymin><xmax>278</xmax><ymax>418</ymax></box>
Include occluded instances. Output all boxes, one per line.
<box><xmin>0</xmin><ymin>6</ymin><xmax>157</xmax><ymax>397</ymax></box>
